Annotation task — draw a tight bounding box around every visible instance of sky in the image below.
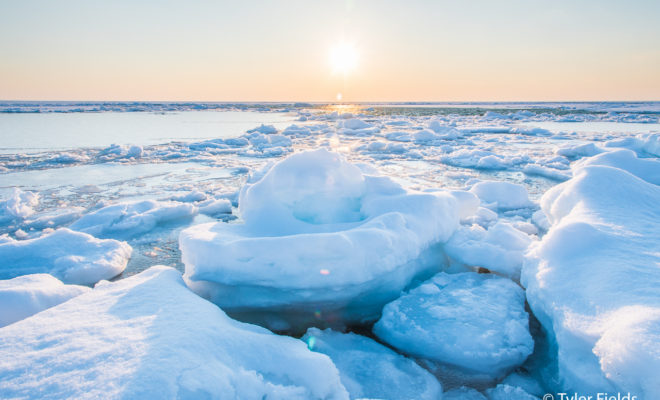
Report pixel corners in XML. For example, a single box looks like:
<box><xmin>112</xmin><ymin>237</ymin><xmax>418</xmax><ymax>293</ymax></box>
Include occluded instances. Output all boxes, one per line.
<box><xmin>1</xmin><ymin>0</ymin><xmax>659</xmax><ymax>102</ymax></box>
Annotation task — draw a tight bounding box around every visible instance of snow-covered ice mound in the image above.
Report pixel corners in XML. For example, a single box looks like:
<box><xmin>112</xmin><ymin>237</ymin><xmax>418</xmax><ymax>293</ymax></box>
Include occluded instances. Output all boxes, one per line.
<box><xmin>522</xmin><ymin>160</ymin><xmax>660</xmax><ymax>398</ymax></box>
<box><xmin>180</xmin><ymin>149</ymin><xmax>460</xmax><ymax>332</ymax></box>
<box><xmin>0</xmin><ymin>188</ymin><xmax>39</xmax><ymax>223</ymax></box>
<box><xmin>0</xmin><ymin>274</ymin><xmax>90</xmax><ymax>328</ymax></box>
<box><xmin>0</xmin><ymin>266</ymin><xmax>349</xmax><ymax>400</ymax></box>
<box><xmin>469</xmin><ymin>181</ymin><xmax>535</xmax><ymax>211</ymax></box>
<box><xmin>374</xmin><ymin>272</ymin><xmax>533</xmax><ymax>384</ymax></box>
<box><xmin>445</xmin><ymin>221</ymin><xmax>535</xmax><ymax>280</ymax></box>
<box><xmin>70</xmin><ymin>199</ymin><xmax>197</xmax><ymax>239</ymax></box>
<box><xmin>0</xmin><ymin>228</ymin><xmax>131</xmax><ymax>285</ymax></box>
<box><xmin>302</xmin><ymin>328</ymin><xmax>442</xmax><ymax>400</ymax></box>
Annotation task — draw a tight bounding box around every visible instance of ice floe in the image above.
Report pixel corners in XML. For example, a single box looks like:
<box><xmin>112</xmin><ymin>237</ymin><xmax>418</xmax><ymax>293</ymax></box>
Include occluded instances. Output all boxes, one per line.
<box><xmin>180</xmin><ymin>149</ymin><xmax>459</xmax><ymax>332</ymax></box>
<box><xmin>0</xmin><ymin>188</ymin><xmax>38</xmax><ymax>223</ymax></box>
<box><xmin>0</xmin><ymin>228</ymin><xmax>131</xmax><ymax>285</ymax></box>
<box><xmin>445</xmin><ymin>221</ymin><xmax>534</xmax><ymax>279</ymax></box>
<box><xmin>70</xmin><ymin>200</ymin><xmax>197</xmax><ymax>240</ymax></box>
<box><xmin>374</xmin><ymin>272</ymin><xmax>533</xmax><ymax>384</ymax></box>
<box><xmin>469</xmin><ymin>181</ymin><xmax>535</xmax><ymax>211</ymax></box>
<box><xmin>302</xmin><ymin>328</ymin><xmax>442</xmax><ymax>400</ymax></box>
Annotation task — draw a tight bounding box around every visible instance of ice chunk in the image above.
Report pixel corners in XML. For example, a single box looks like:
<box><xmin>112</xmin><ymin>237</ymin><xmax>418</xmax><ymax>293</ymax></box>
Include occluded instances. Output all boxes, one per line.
<box><xmin>70</xmin><ymin>200</ymin><xmax>197</xmax><ymax>239</ymax></box>
<box><xmin>0</xmin><ymin>267</ymin><xmax>349</xmax><ymax>399</ymax></box>
<box><xmin>127</xmin><ymin>145</ymin><xmax>143</xmax><ymax>158</ymax></box>
<box><xmin>443</xmin><ymin>387</ymin><xmax>487</xmax><ymax>400</ymax></box>
<box><xmin>522</xmin><ymin>164</ymin><xmax>660</xmax><ymax>398</ymax></box>
<box><xmin>605</xmin><ymin>133</ymin><xmax>660</xmax><ymax>157</ymax></box>
<box><xmin>523</xmin><ymin>164</ymin><xmax>570</xmax><ymax>182</ymax></box>
<box><xmin>374</xmin><ymin>272</ymin><xmax>533</xmax><ymax>383</ymax></box>
<box><xmin>556</xmin><ymin>142</ymin><xmax>603</xmax><ymax>159</ymax></box>
<box><xmin>180</xmin><ymin>149</ymin><xmax>459</xmax><ymax>332</ymax></box>
<box><xmin>500</xmin><ymin>372</ymin><xmax>545</xmax><ymax>398</ymax></box>
<box><xmin>445</xmin><ymin>221</ymin><xmax>534</xmax><ymax>279</ymax></box>
<box><xmin>198</xmin><ymin>198</ymin><xmax>232</xmax><ymax>216</ymax></box>
<box><xmin>170</xmin><ymin>190</ymin><xmax>207</xmax><ymax>203</ymax></box>
<box><xmin>0</xmin><ymin>228</ymin><xmax>131</xmax><ymax>285</ymax></box>
<box><xmin>0</xmin><ymin>274</ymin><xmax>90</xmax><ymax>327</ymax></box>
<box><xmin>338</xmin><ymin>119</ymin><xmax>379</xmax><ymax>136</ymax></box>
<box><xmin>302</xmin><ymin>328</ymin><xmax>442</xmax><ymax>400</ymax></box>
<box><xmin>247</xmin><ymin>123</ymin><xmax>278</xmax><ymax>134</ymax></box>
<box><xmin>442</xmin><ymin>149</ymin><xmax>510</xmax><ymax>171</ymax></box>
<box><xmin>341</xmin><ymin>118</ymin><xmax>371</xmax><ymax>130</ymax></box>
<box><xmin>510</xmin><ymin>126</ymin><xmax>553</xmax><ymax>136</ymax></box>
<box><xmin>22</xmin><ymin>207</ymin><xmax>85</xmax><ymax>231</ymax></box>
<box><xmin>448</xmin><ymin>190</ymin><xmax>481</xmax><ymax>220</ymax></box>
<box><xmin>485</xmin><ymin>384</ymin><xmax>538</xmax><ymax>400</ymax></box>
<box><xmin>469</xmin><ymin>181</ymin><xmax>534</xmax><ymax>210</ymax></box>
<box><xmin>574</xmin><ymin>148</ymin><xmax>660</xmax><ymax>185</ymax></box>
<box><xmin>0</xmin><ymin>188</ymin><xmax>39</xmax><ymax>222</ymax></box>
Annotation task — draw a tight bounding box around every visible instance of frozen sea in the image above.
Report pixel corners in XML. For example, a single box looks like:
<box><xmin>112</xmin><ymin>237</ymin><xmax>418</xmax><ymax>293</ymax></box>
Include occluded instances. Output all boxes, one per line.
<box><xmin>1</xmin><ymin>101</ymin><xmax>659</xmax><ymax>399</ymax></box>
<box><xmin>2</xmin><ymin>101</ymin><xmax>658</xmax><ymax>278</ymax></box>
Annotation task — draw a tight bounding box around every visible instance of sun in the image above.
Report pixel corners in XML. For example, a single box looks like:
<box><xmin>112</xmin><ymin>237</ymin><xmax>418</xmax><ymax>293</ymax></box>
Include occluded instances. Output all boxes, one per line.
<box><xmin>330</xmin><ymin>42</ymin><xmax>358</xmax><ymax>76</ymax></box>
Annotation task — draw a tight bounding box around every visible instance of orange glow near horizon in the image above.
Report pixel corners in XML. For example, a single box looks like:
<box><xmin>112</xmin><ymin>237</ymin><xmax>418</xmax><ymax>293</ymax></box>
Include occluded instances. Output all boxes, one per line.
<box><xmin>0</xmin><ymin>1</ymin><xmax>659</xmax><ymax>102</ymax></box>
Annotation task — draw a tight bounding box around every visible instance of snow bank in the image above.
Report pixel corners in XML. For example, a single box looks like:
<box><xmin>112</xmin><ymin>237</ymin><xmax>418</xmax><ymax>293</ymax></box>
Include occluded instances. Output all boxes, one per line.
<box><xmin>70</xmin><ymin>200</ymin><xmax>197</xmax><ymax>239</ymax></box>
<box><xmin>469</xmin><ymin>181</ymin><xmax>534</xmax><ymax>210</ymax></box>
<box><xmin>302</xmin><ymin>328</ymin><xmax>442</xmax><ymax>400</ymax></box>
<box><xmin>0</xmin><ymin>267</ymin><xmax>349</xmax><ymax>399</ymax></box>
<box><xmin>180</xmin><ymin>149</ymin><xmax>459</xmax><ymax>332</ymax></box>
<box><xmin>374</xmin><ymin>272</ymin><xmax>533</xmax><ymax>383</ymax></box>
<box><xmin>522</xmin><ymin>160</ymin><xmax>660</xmax><ymax>398</ymax></box>
<box><xmin>0</xmin><ymin>228</ymin><xmax>131</xmax><ymax>285</ymax></box>
<box><xmin>0</xmin><ymin>274</ymin><xmax>90</xmax><ymax>327</ymax></box>
<box><xmin>445</xmin><ymin>221</ymin><xmax>534</xmax><ymax>279</ymax></box>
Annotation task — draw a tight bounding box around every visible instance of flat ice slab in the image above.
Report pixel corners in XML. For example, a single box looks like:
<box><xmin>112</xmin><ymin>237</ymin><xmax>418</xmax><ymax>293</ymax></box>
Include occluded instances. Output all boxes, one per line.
<box><xmin>0</xmin><ymin>228</ymin><xmax>131</xmax><ymax>285</ymax></box>
<box><xmin>0</xmin><ymin>266</ymin><xmax>349</xmax><ymax>400</ymax></box>
<box><xmin>180</xmin><ymin>149</ymin><xmax>459</xmax><ymax>332</ymax></box>
<box><xmin>302</xmin><ymin>328</ymin><xmax>442</xmax><ymax>400</ymax></box>
<box><xmin>374</xmin><ymin>272</ymin><xmax>533</xmax><ymax>383</ymax></box>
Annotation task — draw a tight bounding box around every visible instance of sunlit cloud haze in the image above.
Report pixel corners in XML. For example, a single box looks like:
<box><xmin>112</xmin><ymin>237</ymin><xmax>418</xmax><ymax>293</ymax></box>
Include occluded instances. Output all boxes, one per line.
<box><xmin>1</xmin><ymin>0</ymin><xmax>659</xmax><ymax>101</ymax></box>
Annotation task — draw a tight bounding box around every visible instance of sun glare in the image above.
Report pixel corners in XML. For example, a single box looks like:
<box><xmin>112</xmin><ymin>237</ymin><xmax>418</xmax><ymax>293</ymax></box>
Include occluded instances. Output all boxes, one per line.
<box><xmin>330</xmin><ymin>42</ymin><xmax>358</xmax><ymax>76</ymax></box>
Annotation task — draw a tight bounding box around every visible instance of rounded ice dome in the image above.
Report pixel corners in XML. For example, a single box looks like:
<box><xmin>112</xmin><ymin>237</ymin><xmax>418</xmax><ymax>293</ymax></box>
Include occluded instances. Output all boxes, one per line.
<box><xmin>179</xmin><ymin>149</ymin><xmax>460</xmax><ymax>333</ymax></box>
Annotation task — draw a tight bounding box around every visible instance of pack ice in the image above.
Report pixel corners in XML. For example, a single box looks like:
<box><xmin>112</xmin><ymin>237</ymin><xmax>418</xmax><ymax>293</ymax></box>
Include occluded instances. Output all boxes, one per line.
<box><xmin>374</xmin><ymin>272</ymin><xmax>533</xmax><ymax>384</ymax></box>
<box><xmin>0</xmin><ymin>228</ymin><xmax>131</xmax><ymax>285</ymax></box>
<box><xmin>0</xmin><ymin>267</ymin><xmax>349</xmax><ymax>400</ymax></box>
<box><xmin>522</xmin><ymin>151</ymin><xmax>660</xmax><ymax>398</ymax></box>
<box><xmin>180</xmin><ymin>149</ymin><xmax>460</xmax><ymax>332</ymax></box>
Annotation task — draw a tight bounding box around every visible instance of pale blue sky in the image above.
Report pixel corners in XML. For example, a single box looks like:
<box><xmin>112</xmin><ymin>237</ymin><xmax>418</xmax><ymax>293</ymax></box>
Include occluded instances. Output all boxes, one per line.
<box><xmin>1</xmin><ymin>0</ymin><xmax>658</xmax><ymax>101</ymax></box>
